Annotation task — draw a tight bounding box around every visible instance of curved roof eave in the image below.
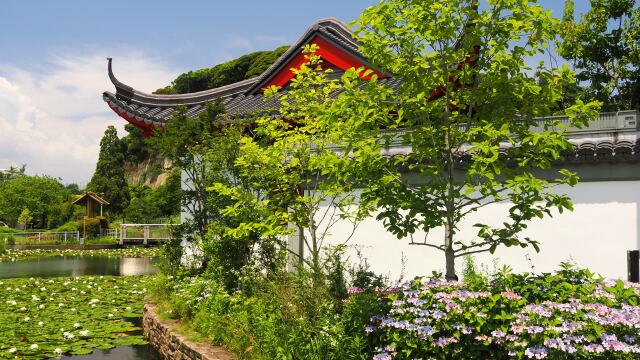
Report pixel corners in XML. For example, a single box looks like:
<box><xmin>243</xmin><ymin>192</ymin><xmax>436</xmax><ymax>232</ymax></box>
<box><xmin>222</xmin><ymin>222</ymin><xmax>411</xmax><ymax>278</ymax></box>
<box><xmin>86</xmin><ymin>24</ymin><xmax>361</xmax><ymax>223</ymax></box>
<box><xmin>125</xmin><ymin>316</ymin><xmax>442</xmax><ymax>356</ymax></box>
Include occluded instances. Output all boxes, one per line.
<box><xmin>107</xmin><ymin>57</ymin><xmax>258</xmax><ymax>107</ymax></box>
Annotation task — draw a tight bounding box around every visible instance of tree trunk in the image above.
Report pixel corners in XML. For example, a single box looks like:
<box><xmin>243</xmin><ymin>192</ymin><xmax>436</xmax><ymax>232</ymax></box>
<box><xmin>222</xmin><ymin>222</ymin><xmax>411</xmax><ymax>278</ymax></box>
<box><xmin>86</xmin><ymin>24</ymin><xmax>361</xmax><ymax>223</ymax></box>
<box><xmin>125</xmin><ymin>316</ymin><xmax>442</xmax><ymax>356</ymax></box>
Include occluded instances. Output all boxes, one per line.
<box><xmin>444</xmin><ymin>222</ymin><xmax>457</xmax><ymax>281</ymax></box>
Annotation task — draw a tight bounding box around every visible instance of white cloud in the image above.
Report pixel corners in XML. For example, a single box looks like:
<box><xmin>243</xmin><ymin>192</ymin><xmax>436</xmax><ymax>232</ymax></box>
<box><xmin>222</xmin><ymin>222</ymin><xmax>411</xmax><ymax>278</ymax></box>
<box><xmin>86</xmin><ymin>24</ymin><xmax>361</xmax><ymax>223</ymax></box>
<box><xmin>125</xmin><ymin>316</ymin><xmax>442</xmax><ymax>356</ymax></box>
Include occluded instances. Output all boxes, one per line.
<box><xmin>0</xmin><ymin>50</ymin><xmax>179</xmax><ymax>186</ymax></box>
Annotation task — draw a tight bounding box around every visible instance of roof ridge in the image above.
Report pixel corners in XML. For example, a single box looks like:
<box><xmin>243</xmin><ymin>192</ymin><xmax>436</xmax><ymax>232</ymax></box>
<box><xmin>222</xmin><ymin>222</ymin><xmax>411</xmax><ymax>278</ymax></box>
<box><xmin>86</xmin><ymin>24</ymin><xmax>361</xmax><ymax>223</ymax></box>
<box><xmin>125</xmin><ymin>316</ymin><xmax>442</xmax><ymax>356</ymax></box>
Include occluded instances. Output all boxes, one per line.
<box><xmin>245</xmin><ymin>17</ymin><xmax>359</xmax><ymax>94</ymax></box>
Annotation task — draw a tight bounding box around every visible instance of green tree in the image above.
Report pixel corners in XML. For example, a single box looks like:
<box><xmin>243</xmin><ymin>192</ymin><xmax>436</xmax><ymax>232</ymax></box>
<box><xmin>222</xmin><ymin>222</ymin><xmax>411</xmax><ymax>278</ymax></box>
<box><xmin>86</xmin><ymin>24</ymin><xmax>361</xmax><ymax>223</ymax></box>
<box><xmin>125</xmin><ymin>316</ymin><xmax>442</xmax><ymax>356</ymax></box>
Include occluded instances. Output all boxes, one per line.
<box><xmin>346</xmin><ymin>0</ymin><xmax>601</xmax><ymax>280</ymax></box>
<box><xmin>0</xmin><ymin>165</ymin><xmax>26</xmax><ymax>183</ymax></box>
<box><xmin>121</xmin><ymin>123</ymin><xmax>149</xmax><ymax>163</ymax></box>
<box><xmin>87</xmin><ymin>126</ymin><xmax>129</xmax><ymax>214</ymax></box>
<box><xmin>213</xmin><ymin>45</ymin><xmax>379</xmax><ymax>279</ymax></box>
<box><xmin>0</xmin><ymin>175</ymin><xmax>70</xmax><ymax>227</ymax></box>
<box><xmin>559</xmin><ymin>0</ymin><xmax>640</xmax><ymax>110</ymax></box>
<box><xmin>147</xmin><ymin>103</ymin><xmax>224</xmax><ymax>237</ymax></box>
<box><xmin>124</xmin><ymin>170</ymin><xmax>182</xmax><ymax>223</ymax></box>
<box><xmin>154</xmin><ymin>46</ymin><xmax>290</xmax><ymax>94</ymax></box>
<box><xmin>18</xmin><ymin>208</ymin><xmax>32</xmax><ymax>229</ymax></box>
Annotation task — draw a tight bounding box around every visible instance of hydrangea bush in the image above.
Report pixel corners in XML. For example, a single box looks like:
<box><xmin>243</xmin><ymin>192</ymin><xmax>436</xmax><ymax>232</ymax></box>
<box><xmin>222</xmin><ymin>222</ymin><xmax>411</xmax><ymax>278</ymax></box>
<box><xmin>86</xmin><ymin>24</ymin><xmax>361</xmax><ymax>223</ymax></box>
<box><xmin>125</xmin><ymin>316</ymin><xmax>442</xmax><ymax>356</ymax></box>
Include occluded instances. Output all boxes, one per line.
<box><xmin>370</xmin><ymin>267</ymin><xmax>640</xmax><ymax>359</ymax></box>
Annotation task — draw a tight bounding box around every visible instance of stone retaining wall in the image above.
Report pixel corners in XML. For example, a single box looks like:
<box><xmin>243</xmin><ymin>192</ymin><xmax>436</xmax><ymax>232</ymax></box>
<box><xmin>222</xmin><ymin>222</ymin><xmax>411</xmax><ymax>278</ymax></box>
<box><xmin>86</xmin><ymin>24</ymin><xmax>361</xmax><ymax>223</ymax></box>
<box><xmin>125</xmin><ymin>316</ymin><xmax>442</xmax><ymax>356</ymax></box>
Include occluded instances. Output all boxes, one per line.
<box><xmin>143</xmin><ymin>303</ymin><xmax>235</xmax><ymax>360</ymax></box>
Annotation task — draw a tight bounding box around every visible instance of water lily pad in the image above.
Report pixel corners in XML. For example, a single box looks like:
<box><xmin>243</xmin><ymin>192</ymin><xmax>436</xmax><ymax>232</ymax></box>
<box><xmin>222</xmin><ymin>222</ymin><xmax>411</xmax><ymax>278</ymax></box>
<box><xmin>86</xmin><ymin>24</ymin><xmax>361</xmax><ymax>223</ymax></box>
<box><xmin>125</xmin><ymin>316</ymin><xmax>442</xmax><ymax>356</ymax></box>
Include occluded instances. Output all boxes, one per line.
<box><xmin>0</xmin><ymin>276</ymin><xmax>150</xmax><ymax>359</ymax></box>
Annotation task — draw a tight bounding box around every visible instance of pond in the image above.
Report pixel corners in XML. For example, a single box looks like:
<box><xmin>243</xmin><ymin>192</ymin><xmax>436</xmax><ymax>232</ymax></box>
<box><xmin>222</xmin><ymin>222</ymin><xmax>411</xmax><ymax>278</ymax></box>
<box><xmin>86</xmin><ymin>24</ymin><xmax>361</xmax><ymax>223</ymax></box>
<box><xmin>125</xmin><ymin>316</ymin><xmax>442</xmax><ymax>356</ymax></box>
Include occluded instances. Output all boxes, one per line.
<box><xmin>0</xmin><ymin>256</ymin><xmax>162</xmax><ymax>360</ymax></box>
<box><xmin>0</xmin><ymin>256</ymin><xmax>158</xmax><ymax>279</ymax></box>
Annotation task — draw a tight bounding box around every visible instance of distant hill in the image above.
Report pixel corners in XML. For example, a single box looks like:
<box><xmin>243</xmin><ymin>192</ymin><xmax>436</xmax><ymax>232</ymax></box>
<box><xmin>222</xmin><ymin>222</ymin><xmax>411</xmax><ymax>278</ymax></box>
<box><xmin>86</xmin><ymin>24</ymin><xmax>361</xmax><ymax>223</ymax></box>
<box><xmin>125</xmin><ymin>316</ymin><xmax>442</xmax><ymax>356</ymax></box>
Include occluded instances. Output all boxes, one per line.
<box><xmin>154</xmin><ymin>45</ymin><xmax>290</xmax><ymax>94</ymax></box>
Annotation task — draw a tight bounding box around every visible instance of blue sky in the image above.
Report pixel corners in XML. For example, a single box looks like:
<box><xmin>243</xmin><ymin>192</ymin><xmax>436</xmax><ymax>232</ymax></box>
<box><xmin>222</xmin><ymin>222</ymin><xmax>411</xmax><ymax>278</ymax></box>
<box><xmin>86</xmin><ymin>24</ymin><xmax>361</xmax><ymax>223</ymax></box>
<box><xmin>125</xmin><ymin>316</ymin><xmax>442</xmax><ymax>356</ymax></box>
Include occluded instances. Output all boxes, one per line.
<box><xmin>0</xmin><ymin>1</ymin><xmax>591</xmax><ymax>184</ymax></box>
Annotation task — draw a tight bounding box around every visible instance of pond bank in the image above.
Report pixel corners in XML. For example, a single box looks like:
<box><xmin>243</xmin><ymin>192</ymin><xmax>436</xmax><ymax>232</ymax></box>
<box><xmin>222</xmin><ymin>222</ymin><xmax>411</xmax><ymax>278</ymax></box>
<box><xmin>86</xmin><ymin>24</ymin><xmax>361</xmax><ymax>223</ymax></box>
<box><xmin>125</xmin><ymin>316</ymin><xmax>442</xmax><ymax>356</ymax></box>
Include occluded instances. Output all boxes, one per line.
<box><xmin>143</xmin><ymin>303</ymin><xmax>234</xmax><ymax>360</ymax></box>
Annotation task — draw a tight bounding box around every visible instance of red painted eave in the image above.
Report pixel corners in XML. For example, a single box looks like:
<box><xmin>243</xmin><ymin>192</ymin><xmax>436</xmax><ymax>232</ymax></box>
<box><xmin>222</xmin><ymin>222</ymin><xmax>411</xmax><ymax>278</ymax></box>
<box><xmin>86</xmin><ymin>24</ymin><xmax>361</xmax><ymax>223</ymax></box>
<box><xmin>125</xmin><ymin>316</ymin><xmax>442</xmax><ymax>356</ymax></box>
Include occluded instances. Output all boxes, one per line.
<box><xmin>260</xmin><ymin>35</ymin><xmax>387</xmax><ymax>92</ymax></box>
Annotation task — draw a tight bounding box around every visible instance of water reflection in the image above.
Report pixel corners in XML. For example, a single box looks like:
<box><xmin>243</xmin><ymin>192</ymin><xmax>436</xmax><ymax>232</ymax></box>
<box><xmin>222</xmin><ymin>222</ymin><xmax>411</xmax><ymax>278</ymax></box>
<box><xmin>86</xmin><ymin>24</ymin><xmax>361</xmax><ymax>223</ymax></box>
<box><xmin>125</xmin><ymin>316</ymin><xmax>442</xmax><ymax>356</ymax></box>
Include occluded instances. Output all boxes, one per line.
<box><xmin>0</xmin><ymin>257</ymin><xmax>158</xmax><ymax>279</ymax></box>
<box><xmin>58</xmin><ymin>344</ymin><xmax>162</xmax><ymax>360</ymax></box>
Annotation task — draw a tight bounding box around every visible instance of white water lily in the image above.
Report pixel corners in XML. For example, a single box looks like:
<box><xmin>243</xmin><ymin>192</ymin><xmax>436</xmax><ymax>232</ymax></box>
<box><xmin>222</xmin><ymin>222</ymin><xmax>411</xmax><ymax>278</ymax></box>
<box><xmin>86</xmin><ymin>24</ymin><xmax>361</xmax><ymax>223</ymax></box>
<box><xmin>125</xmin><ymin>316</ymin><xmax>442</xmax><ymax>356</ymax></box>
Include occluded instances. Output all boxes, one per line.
<box><xmin>54</xmin><ymin>348</ymin><xmax>62</xmax><ymax>355</ymax></box>
<box><xmin>107</xmin><ymin>313</ymin><xmax>114</xmax><ymax>318</ymax></box>
<box><xmin>23</xmin><ymin>316</ymin><xmax>30</xmax><ymax>321</ymax></box>
<box><xmin>38</xmin><ymin>321</ymin><xmax>44</xmax><ymax>326</ymax></box>
<box><xmin>38</xmin><ymin>304</ymin><xmax>45</xmax><ymax>309</ymax></box>
<box><xmin>58</xmin><ymin>303</ymin><xmax>64</xmax><ymax>307</ymax></box>
<box><xmin>40</xmin><ymin>287</ymin><xmax>46</xmax><ymax>291</ymax></box>
<box><xmin>20</xmin><ymin>307</ymin><xmax>27</xmax><ymax>311</ymax></box>
<box><xmin>63</xmin><ymin>331</ymin><xmax>74</xmax><ymax>340</ymax></box>
<box><xmin>79</xmin><ymin>330</ymin><xmax>90</xmax><ymax>337</ymax></box>
<box><xmin>89</xmin><ymin>298</ymin><xmax>100</xmax><ymax>304</ymax></box>
<box><xmin>8</xmin><ymin>348</ymin><xmax>16</xmax><ymax>353</ymax></box>
<box><xmin>30</xmin><ymin>344</ymin><xmax>38</xmax><ymax>349</ymax></box>
<box><xmin>6</xmin><ymin>300</ymin><xmax>16</xmax><ymax>306</ymax></box>
<box><xmin>73</xmin><ymin>323</ymin><xmax>81</xmax><ymax>328</ymax></box>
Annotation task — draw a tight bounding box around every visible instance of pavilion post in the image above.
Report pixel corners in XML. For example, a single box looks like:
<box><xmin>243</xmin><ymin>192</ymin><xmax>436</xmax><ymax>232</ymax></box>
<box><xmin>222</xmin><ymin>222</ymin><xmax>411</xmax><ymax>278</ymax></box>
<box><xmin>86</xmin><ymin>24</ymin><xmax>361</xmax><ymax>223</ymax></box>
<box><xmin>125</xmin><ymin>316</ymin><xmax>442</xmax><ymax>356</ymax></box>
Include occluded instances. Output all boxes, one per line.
<box><xmin>119</xmin><ymin>224</ymin><xmax>125</xmax><ymax>246</ymax></box>
<box><xmin>143</xmin><ymin>225</ymin><xmax>149</xmax><ymax>245</ymax></box>
<box><xmin>628</xmin><ymin>250</ymin><xmax>639</xmax><ymax>283</ymax></box>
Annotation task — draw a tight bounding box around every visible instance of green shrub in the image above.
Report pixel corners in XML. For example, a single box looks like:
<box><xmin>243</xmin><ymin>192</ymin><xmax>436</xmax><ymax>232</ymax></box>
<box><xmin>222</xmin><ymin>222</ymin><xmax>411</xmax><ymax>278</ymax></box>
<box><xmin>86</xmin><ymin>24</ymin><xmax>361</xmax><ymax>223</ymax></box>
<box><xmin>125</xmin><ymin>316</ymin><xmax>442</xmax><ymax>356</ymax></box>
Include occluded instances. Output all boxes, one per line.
<box><xmin>4</xmin><ymin>235</ymin><xmax>15</xmax><ymax>246</ymax></box>
<box><xmin>151</xmin><ymin>268</ymin><xmax>386</xmax><ymax>360</ymax></box>
<box><xmin>55</xmin><ymin>221</ymin><xmax>79</xmax><ymax>233</ymax></box>
<box><xmin>0</xmin><ymin>226</ymin><xmax>17</xmax><ymax>233</ymax></box>
<box><xmin>79</xmin><ymin>218</ymin><xmax>101</xmax><ymax>239</ymax></box>
<box><xmin>0</xmin><ymin>239</ymin><xmax>5</xmax><ymax>254</ymax></box>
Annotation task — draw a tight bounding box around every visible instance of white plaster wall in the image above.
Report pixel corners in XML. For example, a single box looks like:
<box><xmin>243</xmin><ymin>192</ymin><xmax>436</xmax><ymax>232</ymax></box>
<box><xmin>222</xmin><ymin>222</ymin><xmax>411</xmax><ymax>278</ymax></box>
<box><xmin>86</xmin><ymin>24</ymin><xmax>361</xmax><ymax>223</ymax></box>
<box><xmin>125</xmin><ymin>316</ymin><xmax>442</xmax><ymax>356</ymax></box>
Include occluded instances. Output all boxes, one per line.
<box><xmin>319</xmin><ymin>181</ymin><xmax>640</xmax><ymax>280</ymax></box>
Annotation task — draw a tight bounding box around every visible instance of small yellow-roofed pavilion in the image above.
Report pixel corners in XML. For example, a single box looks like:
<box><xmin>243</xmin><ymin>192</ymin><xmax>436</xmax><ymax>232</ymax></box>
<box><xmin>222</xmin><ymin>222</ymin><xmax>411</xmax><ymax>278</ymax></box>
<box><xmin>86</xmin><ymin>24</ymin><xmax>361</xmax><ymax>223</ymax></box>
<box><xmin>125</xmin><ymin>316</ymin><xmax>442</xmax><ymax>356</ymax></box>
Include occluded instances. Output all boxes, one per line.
<box><xmin>72</xmin><ymin>192</ymin><xmax>109</xmax><ymax>218</ymax></box>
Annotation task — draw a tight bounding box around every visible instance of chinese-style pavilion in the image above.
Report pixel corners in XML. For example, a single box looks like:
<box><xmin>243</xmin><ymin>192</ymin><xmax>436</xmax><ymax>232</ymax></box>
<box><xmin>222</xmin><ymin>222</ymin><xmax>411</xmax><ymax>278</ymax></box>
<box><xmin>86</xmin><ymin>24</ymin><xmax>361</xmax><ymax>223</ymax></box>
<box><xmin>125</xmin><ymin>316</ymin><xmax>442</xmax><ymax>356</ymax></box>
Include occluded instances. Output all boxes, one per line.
<box><xmin>103</xmin><ymin>17</ymin><xmax>640</xmax><ymax>280</ymax></box>
<box><xmin>103</xmin><ymin>18</ymin><xmax>394</xmax><ymax>136</ymax></box>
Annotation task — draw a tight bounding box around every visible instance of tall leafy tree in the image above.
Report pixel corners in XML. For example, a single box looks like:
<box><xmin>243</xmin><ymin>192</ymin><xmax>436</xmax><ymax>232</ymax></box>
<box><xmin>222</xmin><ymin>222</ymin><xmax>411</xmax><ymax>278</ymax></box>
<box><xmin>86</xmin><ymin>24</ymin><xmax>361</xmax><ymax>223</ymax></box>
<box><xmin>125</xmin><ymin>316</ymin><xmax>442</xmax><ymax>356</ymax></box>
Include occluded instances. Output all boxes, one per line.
<box><xmin>17</xmin><ymin>208</ymin><xmax>33</xmax><ymax>229</ymax></box>
<box><xmin>213</xmin><ymin>46</ymin><xmax>381</xmax><ymax>278</ymax></box>
<box><xmin>559</xmin><ymin>0</ymin><xmax>640</xmax><ymax>110</ymax></box>
<box><xmin>147</xmin><ymin>102</ymin><xmax>224</xmax><ymax>237</ymax></box>
<box><xmin>0</xmin><ymin>175</ymin><xmax>70</xmax><ymax>227</ymax></box>
<box><xmin>87</xmin><ymin>126</ymin><xmax>129</xmax><ymax>214</ymax></box>
<box><xmin>345</xmin><ymin>0</ymin><xmax>601</xmax><ymax>280</ymax></box>
<box><xmin>0</xmin><ymin>165</ymin><xmax>26</xmax><ymax>182</ymax></box>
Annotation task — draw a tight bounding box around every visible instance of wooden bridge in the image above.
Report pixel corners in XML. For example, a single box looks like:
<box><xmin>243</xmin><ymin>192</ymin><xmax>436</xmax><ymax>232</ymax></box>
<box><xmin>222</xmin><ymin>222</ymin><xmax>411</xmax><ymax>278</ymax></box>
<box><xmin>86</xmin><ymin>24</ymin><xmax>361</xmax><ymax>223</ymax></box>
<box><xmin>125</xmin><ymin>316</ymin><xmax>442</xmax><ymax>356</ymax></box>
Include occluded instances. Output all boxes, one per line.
<box><xmin>118</xmin><ymin>224</ymin><xmax>174</xmax><ymax>245</ymax></box>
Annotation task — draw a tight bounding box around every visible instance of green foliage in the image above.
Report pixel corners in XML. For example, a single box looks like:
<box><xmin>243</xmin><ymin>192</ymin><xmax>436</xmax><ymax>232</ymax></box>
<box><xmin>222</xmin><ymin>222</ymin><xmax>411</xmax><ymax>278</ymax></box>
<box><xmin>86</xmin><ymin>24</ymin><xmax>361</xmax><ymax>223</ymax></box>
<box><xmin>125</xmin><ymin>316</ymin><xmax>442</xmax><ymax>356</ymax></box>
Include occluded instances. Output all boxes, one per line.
<box><xmin>0</xmin><ymin>276</ymin><xmax>150</xmax><ymax>359</ymax></box>
<box><xmin>151</xmin><ymin>267</ymin><xmax>387</xmax><ymax>360</ymax></box>
<box><xmin>55</xmin><ymin>220</ymin><xmax>79</xmax><ymax>233</ymax></box>
<box><xmin>0</xmin><ymin>173</ymin><xmax>71</xmax><ymax>228</ymax></box>
<box><xmin>0</xmin><ymin>239</ymin><xmax>5</xmax><ymax>255</ymax></box>
<box><xmin>47</xmin><ymin>201</ymin><xmax>78</xmax><ymax>229</ymax></box>
<box><xmin>4</xmin><ymin>236</ymin><xmax>15</xmax><ymax>246</ymax></box>
<box><xmin>559</xmin><ymin>0</ymin><xmax>640</xmax><ymax>110</ymax></box>
<box><xmin>121</xmin><ymin>123</ymin><xmax>149</xmax><ymax>163</ymax></box>
<box><xmin>147</xmin><ymin>102</ymin><xmax>225</xmax><ymax>237</ymax></box>
<box><xmin>213</xmin><ymin>45</ymin><xmax>379</xmax><ymax>278</ymax></box>
<box><xmin>87</xmin><ymin>126</ymin><xmax>130</xmax><ymax>214</ymax></box>
<box><xmin>124</xmin><ymin>170</ymin><xmax>181</xmax><ymax>223</ymax></box>
<box><xmin>154</xmin><ymin>46</ymin><xmax>289</xmax><ymax>94</ymax></box>
<box><xmin>349</xmin><ymin>0</ymin><xmax>602</xmax><ymax>278</ymax></box>
<box><xmin>462</xmin><ymin>255</ymin><xmax>489</xmax><ymax>291</ymax></box>
<box><xmin>0</xmin><ymin>165</ymin><xmax>26</xmax><ymax>182</ymax></box>
<box><xmin>80</xmin><ymin>218</ymin><xmax>102</xmax><ymax>239</ymax></box>
<box><xmin>17</xmin><ymin>208</ymin><xmax>33</xmax><ymax>229</ymax></box>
